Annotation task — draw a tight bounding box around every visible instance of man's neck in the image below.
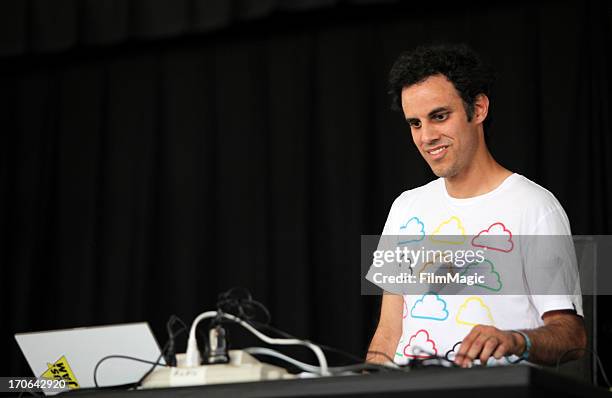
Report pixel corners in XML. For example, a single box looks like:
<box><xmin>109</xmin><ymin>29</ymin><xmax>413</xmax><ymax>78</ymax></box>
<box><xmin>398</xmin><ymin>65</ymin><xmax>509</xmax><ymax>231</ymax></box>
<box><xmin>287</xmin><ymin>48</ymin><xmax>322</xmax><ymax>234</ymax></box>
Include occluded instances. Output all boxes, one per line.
<box><xmin>444</xmin><ymin>150</ymin><xmax>512</xmax><ymax>199</ymax></box>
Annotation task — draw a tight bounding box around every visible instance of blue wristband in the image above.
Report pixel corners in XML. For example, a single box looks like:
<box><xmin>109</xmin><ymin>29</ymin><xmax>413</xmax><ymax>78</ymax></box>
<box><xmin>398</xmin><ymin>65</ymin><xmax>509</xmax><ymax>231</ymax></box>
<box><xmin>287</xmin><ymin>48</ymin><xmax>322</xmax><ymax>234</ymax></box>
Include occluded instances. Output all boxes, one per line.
<box><xmin>511</xmin><ymin>330</ymin><xmax>531</xmax><ymax>360</ymax></box>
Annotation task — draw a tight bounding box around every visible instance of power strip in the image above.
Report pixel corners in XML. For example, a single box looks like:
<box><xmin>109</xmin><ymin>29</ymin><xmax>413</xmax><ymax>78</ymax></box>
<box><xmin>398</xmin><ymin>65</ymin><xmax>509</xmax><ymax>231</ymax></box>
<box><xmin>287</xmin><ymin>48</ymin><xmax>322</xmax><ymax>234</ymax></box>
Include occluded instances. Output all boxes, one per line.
<box><xmin>140</xmin><ymin>350</ymin><xmax>295</xmax><ymax>389</ymax></box>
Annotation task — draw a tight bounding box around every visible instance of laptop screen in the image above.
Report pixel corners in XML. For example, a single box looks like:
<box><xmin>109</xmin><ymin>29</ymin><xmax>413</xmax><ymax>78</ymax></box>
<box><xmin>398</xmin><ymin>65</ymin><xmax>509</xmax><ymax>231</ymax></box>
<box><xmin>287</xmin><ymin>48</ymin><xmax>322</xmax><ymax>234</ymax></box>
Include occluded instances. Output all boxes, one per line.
<box><xmin>15</xmin><ymin>322</ymin><xmax>163</xmax><ymax>393</ymax></box>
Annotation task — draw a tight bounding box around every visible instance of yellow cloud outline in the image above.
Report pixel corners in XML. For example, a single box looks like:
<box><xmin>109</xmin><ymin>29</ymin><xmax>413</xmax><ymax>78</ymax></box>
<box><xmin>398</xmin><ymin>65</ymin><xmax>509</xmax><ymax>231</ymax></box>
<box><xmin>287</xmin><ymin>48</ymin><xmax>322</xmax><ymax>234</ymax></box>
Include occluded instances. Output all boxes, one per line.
<box><xmin>455</xmin><ymin>296</ymin><xmax>495</xmax><ymax>327</ymax></box>
<box><xmin>430</xmin><ymin>216</ymin><xmax>466</xmax><ymax>245</ymax></box>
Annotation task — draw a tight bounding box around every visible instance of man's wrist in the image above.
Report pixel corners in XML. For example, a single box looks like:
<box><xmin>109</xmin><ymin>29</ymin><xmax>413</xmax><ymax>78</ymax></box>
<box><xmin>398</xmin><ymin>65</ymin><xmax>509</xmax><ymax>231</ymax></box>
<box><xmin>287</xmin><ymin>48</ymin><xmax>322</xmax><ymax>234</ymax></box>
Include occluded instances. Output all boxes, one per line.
<box><xmin>366</xmin><ymin>351</ymin><xmax>392</xmax><ymax>364</ymax></box>
<box><xmin>510</xmin><ymin>330</ymin><xmax>531</xmax><ymax>359</ymax></box>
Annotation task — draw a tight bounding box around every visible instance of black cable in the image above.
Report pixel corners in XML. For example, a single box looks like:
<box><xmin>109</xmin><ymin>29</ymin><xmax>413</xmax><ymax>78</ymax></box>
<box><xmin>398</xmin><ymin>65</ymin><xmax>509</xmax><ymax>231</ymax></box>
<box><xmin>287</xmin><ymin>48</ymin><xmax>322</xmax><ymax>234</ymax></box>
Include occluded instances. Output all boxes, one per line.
<box><xmin>246</xmin><ymin>348</ymin><xmax>409</xmax><ymax>375</ymax></box>
<box><xmin>128</xmin><ymin>343</ymin><xmax>167</xmax><ymax>389</ymax></box>
<box><xmin>93</xmin><ymin>355</ymin><xmax>168</xmax><ymax>389</ymax></box>
<box><xmin>136</xmin><ymin>315</ymin><xmax>187</xmax><ymax>386</ymax></box>
<box><xmin>248</xmin><ymin>319</ymin><xmax>378</xmax><ymax>366</ymax></box>
<box><xmin>248</xmin><ymin>320</ymin><xmax>366</xmax><ymax>364</ymax></box>
<box><xmin>91</xmin><ymin>315</ymin><xmax>187</xmax><ymax>390</ymax></box>
<box><xmin>238</xmin><ymin>317</ymin><xmax>373</xmax><ymax>367</ymax></box>
<box><xmin>323</xmin><ymin>344</ymin><xmax>369</xmax><ymax>364</ymax></box>
<box><xmin>221</xmin><ymin>316</ymin><xmax>374</xmax><ymax>373</ymax></box>
<box><xmin>442</xmin><ymin>340</ymin><xmax>524</xmax><ymax>366</ymax></box>
<box><xmin>328</xmin><ymin>362</ymin><xmax>407</xmax><ymax>374</ymax></box>
<box><xmin>407</xmin><ymin>351</ymin><xmax>452</xmax><ymax>369</ymax></box>
<box><xmin>556</xmin><ymin>347</ymin><xmax>611</xmax><ymax>388</ymax></box>
<box><xmin>164</xmin><ymin>315</ymin><xmax>187</xmax><ymax>366</ymax></box>
<box><xmin>250</xmin><ymin>320</ymin><xmax>373</xmax><ymax>365</ymax></box>
<box><xmin>215</xmin><ymin>288</ymin><xmax>271</xmax><ymax>325</ymax></box>
<box><xmin>407</xmin><ymin>346</ymin><xmax>478</xmax><ymax>368</ymax></box>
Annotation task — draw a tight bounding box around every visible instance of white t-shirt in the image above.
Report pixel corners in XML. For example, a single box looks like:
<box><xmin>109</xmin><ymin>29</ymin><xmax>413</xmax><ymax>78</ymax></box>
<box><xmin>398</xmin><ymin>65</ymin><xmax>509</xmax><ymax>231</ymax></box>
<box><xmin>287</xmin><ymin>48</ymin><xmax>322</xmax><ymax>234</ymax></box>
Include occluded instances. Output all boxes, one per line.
<box><xmin>374</xmin><ymin>173</ymin><xmax>583</xmax><ymax>365</ymax></box>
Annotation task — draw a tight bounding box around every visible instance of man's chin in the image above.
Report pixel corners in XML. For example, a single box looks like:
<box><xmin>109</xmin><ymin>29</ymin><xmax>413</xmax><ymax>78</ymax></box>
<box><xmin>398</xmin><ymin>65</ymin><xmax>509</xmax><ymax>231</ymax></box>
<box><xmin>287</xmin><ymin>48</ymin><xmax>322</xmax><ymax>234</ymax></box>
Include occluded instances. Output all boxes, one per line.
<box><xmin>428</xmin><ymin>164</ymin><xmax>445</xmax><ymax>177</ymax></box>
<box><xmin>430</xmin><ymin>165</ymin><xmax>457</xmax><ymax>178</ymax></box>
<box><xmin>432</xmin><ymin>170</ymin><xmax>447</xmax><ymax>178</ymax></box>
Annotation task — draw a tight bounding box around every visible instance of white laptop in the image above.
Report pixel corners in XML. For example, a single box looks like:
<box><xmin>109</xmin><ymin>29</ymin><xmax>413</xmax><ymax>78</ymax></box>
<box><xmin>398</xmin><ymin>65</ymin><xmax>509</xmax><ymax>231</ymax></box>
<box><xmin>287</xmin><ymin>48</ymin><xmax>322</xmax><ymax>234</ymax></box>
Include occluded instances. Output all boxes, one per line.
<box><xmin>15</xmin><ymin>322</ymin><xmax>163</xmax><ymax>394</ymax></box>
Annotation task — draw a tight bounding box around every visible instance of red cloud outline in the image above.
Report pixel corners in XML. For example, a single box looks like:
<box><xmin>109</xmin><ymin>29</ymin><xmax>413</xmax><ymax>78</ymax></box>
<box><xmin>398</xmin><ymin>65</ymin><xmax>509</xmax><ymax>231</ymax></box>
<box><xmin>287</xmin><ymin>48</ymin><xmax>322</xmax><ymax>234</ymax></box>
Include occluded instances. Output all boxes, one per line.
<box><xmin>403</xmin><ymin>329</ymin><xmax>438</xmax><ymax>359</ymax></box>
<box><xmin>471</xmin><ymin>222</ymin><xmax>514</xmax><ymax>252</ymax></box>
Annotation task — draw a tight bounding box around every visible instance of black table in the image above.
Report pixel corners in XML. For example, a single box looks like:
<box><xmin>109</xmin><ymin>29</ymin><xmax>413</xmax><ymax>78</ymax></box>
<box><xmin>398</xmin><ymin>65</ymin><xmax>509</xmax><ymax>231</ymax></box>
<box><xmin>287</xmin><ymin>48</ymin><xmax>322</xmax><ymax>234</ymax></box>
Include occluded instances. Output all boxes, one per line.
<box><xmin>64</xmin><ymin>365</ymin><xmax>609</xmax><ymax>398</ymax></box>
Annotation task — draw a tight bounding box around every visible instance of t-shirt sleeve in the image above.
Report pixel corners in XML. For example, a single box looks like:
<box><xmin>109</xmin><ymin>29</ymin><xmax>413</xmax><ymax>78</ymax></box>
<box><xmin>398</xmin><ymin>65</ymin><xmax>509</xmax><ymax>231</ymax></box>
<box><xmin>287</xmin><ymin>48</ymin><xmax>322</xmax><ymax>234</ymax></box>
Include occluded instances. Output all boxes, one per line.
<box><xmin>524</xmin><ymin>206</ymin><xmax>584</xmax><ymax>318</ymax></box>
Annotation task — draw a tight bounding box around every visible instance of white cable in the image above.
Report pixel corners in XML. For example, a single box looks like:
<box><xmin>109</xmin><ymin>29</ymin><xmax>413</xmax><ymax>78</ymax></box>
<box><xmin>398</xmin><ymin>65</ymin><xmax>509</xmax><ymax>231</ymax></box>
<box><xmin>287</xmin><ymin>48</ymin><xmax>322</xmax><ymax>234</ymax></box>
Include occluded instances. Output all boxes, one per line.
<box><xmin>244</xmin><ymin>347</ymin><xmax>321</xmax><ymax>374</ymax></box>
<box><xmin>245</xmin><ymin>347</ymin><xmax>402</xmax><ymax>376</ymax></box>
<box><xmin>184</xmin><ymin>311</ymin><xmax>330</xmax><ymax>376</ymax></box>
<box><xmin>184</xmin><ymin>311</ymin><xmax>216</xmax><ymax>367</ymax></box>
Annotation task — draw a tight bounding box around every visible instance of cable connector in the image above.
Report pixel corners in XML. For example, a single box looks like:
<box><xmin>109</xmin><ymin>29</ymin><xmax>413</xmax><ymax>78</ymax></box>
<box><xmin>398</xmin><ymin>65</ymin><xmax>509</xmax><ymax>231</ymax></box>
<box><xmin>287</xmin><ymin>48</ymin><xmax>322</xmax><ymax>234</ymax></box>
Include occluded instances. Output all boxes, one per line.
<box><xmin>206</xmin><ymin>325</ymin><xmax>229</xmax><ymax>364</ymax></box>
<box><xmin>184</xmin><ymin>335</ymin><xmax>201</xmax><ymax>367</ymax></box>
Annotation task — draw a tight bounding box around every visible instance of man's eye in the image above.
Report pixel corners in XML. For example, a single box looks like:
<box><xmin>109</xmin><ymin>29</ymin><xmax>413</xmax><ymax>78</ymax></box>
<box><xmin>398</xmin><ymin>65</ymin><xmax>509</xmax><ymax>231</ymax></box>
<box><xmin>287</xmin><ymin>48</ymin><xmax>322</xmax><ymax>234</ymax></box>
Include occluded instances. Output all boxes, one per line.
<box><xmin>409</xmin><ymin>120</ymin><xmax>421</xmax><ymax>128</ymax></box>
<box><xmin>433</xmin><ymin>113</ymin><xmax>448</xmax><ymax>121</ymax></box>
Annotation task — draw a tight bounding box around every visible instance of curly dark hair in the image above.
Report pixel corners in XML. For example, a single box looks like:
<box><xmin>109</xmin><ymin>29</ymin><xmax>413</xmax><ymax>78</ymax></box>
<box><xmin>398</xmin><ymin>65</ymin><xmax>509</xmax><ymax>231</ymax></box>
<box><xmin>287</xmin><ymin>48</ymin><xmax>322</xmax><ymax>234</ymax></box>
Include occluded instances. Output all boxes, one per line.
<box><xmin>388</xmin><ymin>43</ymin><xmax>496</xmax><ymax>131</ymax></box>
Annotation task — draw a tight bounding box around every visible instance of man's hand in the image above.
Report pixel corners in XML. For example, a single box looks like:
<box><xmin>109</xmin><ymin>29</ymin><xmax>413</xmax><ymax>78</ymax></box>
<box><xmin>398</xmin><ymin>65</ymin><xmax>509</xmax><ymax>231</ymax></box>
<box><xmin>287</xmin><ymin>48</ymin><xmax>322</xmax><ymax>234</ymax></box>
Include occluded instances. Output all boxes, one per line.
<box><xmin>454</xmin><ymin>325</ymin><xmax>524</xmax><ymax>368</ymax></box>
<box><xmin>455</xmin><ymin>310</ymin><xmax>586</xmax><ymax>367</ymax></box>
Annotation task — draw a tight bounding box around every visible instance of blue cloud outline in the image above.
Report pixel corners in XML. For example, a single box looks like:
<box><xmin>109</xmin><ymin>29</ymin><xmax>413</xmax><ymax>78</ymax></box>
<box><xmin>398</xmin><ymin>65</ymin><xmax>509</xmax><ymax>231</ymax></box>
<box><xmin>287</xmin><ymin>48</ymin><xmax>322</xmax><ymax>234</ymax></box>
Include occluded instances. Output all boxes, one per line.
<box><xmin>410</xmin><ymin>292</ymin><xmax>449</xmax><ymax>321</ymax></box>
<box><xmin>398</xmin><ymin>216</ymin><xmax>425</xmax><ymax>245</ymax></box>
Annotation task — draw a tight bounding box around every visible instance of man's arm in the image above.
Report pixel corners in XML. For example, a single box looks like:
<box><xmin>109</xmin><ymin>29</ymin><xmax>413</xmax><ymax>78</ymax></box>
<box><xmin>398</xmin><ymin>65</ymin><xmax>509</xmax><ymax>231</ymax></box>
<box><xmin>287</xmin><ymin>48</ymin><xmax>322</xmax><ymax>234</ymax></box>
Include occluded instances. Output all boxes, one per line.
<box><xmin>455</xmin><ymin>309</ymin><xmax>587</xmax><ymax>367</ymax></box>
<box><xmin>366</xmin><ymin>293</ymin><xmax>403</xmax><ymax>364</ymax></box>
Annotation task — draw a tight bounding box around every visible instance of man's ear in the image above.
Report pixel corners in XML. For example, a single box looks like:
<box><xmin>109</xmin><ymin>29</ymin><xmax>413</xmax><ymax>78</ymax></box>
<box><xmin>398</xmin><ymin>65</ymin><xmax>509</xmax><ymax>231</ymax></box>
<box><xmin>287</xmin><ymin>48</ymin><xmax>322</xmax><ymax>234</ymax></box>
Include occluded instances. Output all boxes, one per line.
<box><xmin>472</xmin><ymin>94</ymin><xmax>489</xmax><ymax>125</ymax></box>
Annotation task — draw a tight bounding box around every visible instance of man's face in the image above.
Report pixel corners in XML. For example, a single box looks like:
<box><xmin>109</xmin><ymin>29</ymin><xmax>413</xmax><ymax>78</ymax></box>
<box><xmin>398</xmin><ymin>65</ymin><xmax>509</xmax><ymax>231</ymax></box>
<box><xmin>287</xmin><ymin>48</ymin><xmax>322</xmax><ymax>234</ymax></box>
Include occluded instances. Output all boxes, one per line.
<box><xmin>401</xmin><ymin>74</ymin><xmax>481</xmax><ymax>178</ymax></box>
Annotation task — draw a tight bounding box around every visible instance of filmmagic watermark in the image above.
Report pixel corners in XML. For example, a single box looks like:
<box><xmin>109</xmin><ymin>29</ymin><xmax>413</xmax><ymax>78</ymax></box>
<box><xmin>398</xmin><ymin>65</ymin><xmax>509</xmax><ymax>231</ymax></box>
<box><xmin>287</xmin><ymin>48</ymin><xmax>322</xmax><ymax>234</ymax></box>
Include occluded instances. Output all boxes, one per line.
<box><xmin>360</xmin><ymin>235</ymin><xmax>612</xmax><ymax>296</ymax></box>
<box><xmin>370</xmin><ymin>269</ymin><xmax>486</xmax><ymax>286</ymax></box>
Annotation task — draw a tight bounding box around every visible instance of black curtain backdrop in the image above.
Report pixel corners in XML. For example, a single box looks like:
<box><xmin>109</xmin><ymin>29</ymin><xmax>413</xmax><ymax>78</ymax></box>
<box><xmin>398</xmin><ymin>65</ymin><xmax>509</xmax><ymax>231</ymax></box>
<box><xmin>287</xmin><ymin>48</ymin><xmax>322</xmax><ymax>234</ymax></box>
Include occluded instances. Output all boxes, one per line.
<box><xmin>1</xmin><ymin>0</ymin><xmax>611</xmax><ymax>381</ymax></box>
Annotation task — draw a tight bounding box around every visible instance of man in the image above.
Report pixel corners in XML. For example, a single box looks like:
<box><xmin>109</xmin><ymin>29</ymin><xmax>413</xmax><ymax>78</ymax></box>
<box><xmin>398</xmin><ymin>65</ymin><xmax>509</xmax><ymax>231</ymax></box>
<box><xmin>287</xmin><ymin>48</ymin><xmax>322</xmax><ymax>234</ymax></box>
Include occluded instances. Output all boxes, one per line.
<box><xmin>366</xmin><ymin>44</ymin><xmax>586</xmax><ymax>368</ymax></box>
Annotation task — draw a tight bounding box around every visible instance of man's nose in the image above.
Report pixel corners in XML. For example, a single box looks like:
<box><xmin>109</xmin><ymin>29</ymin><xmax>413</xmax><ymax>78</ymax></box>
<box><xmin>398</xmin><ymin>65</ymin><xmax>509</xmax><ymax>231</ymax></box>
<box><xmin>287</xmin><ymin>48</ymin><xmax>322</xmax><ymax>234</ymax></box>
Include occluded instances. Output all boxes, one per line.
<box><xmin>421</xmin><ymin>123</ymin><xmax>441</xmax><ymax>144</ymax></box>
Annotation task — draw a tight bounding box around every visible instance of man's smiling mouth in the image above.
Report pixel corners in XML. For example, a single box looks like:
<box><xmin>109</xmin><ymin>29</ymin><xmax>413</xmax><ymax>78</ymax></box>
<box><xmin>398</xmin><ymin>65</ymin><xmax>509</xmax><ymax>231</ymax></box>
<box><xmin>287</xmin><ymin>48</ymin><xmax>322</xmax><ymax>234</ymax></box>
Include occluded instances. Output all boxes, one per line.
<box><xmin>426</xmin><ymin>145</ymin><xmax>449</xmax><ymax>159</ymax></box>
